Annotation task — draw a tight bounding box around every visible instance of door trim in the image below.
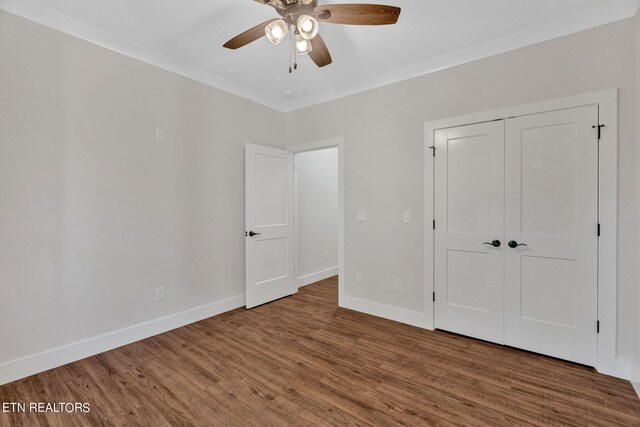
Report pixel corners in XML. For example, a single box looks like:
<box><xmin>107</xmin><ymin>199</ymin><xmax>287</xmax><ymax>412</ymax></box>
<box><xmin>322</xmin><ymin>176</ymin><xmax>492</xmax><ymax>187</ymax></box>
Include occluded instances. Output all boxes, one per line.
<box><xmin>424</xmin><ymin>89</ymin><xmax>623</xmax><ymax>379</ymax></box>
<box><xmin>286</xmin><ymin>137</ymin><xmax>345</xmax><ymax>306</ymax></box>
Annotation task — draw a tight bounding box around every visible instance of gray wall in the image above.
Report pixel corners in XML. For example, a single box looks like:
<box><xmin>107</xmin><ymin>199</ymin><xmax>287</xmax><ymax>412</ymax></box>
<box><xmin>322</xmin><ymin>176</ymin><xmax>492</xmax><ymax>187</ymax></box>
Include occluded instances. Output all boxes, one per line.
<box><xmin>285</xmin><ymin>18</ymin><xmax>638</xmax><ymax>362</ymax></box>
<box><xmin>0</xmin><ymin>10</ymin><xmax>285</xmax><ymax>365</ymax></box>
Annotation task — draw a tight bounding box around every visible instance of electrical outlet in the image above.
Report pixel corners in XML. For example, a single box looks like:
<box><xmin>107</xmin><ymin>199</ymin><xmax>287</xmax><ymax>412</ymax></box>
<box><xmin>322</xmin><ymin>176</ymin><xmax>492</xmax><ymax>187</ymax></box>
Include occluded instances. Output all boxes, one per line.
<box><xmin>357</xmin><ymin>209</ymin><xmax>367</xmax><ymax>221</ymax></box>
<box><xmin>324</xmin><ymin>251</ymin><xmax>329</xmax><ymax>260</ymax></box>
<box><xmin>155</xmin><ymin>287</ymin><xmax>165</xmax><ymax>301</ymax></box>
<box><xmin>394</xmin><ymin>279</ymin><xmax>402</xmax><ymax>291</ymax></box>
<box><xmin>356</xmin><ymin>272</ymin><xmax>363</xmax><ymax>284</ymax></box>
<box><xmin>155</xmin><ymin>129</ymin><xmax>165</xmax><ymax>143</ymax></box>
<box><xmin>403</xmin><ymin>211</ymin><xmax>412</xmax><ymax>224</ymax></box>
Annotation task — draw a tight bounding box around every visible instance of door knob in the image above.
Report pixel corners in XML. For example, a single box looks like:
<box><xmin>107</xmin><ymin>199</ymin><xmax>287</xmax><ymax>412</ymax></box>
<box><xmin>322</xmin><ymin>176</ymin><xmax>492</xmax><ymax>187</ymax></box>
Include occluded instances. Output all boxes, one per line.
<box><xmin>508</xmin><ymin>240</ymin><xmax>527</xmax><ymax>248</ymax></box>
<box><xmin>248</xmin><ymin>231</ymin><xmax>261</xmax><ymax>237</ymax></box>
<box><xmin>482</xmin><ymin>240</ymin><xmax>501</xmax><ymax>247</ymax></box>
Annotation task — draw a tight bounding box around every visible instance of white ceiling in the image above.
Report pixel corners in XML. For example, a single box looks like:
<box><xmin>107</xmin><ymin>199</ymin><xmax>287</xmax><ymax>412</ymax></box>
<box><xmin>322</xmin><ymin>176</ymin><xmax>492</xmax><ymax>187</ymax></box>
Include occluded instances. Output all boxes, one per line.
<box><xmin>2</xmin><ymin>0</ymin><xmax>639</xmax><ymax>111</ymax></box>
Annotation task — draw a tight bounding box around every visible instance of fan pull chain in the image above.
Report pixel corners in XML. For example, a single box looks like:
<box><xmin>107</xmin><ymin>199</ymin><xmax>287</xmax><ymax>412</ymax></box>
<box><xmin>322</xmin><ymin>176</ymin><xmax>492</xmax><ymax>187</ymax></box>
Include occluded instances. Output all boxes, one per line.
<box><xmin>293</xmin><ymin>28</ymin><xmax>298</xmax><ymax>70</ymax></box>
<box><xmin>289</xmin><ymin>26</ymin><xmax>293</xmax><ymax>73</ymax></box>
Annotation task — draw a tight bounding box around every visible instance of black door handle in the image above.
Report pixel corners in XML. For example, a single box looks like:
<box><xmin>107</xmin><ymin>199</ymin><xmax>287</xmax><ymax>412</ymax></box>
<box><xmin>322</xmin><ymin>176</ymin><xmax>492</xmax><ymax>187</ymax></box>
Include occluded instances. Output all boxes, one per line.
<box><xmin>482</xmin><ymin>240</ymin><xmax>501</xmax><ymax>247</ymax></box>
<box><xmin>508</xmin><ymin>240</ymin><xmax>527</xmax><ymax>248</ymax></box>
<box><xmin>248</xmin><ymin>231</ymin><xmax>261</xmax><ymax>237</ymax></box>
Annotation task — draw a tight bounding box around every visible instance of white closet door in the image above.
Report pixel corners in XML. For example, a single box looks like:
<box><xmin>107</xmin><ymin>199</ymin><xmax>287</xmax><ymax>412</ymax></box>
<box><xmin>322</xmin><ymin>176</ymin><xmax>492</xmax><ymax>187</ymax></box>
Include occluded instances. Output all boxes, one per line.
<box><xmin>434</xmin><ymin>121</ymin><xmax>505</xmax><ymax>344</ymax></box>
<box><xmin>504</xmin><ymin>106</ymin><xmax>598</xmax><ymax>366</ymax></box>
<box><xmin>245</xmin><ymin>143</ymin><xmax>296</xmax><ymax>309</ymax></box>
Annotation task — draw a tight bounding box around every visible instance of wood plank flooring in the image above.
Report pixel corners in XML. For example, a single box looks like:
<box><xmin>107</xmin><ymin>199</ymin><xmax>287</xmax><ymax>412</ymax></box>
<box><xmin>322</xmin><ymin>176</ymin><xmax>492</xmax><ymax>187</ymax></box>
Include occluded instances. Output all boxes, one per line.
<box><xmin>1</xmin><ymin>276</ymin><xmax>639</xmax><ymax>426</ymax></box>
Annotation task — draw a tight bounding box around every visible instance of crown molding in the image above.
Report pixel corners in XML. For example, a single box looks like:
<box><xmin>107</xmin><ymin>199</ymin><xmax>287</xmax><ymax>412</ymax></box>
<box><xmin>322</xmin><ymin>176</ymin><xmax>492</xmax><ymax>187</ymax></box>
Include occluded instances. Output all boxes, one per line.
<box><xmin>2</xmin><ymin>0</ymin><xmax>639</xmax><ymax>113</ymax></box>
<box><xmin>0</xmin><ymin>0</ymin><xmax>289</xmax><ymax>112</ymax></box>
<box><xmin>282</xmin><ymin>0</ymin><xmax>640</xmax><ymax>111</ymax></box>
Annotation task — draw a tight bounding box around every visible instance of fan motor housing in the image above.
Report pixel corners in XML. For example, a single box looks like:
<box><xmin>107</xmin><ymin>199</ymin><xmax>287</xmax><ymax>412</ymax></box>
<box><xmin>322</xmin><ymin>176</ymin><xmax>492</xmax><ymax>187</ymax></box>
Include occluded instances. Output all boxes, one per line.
<box><xmin>274</xmin><ymin>0</ymin><xmax>319</xmax><ymax>26</ymax></box>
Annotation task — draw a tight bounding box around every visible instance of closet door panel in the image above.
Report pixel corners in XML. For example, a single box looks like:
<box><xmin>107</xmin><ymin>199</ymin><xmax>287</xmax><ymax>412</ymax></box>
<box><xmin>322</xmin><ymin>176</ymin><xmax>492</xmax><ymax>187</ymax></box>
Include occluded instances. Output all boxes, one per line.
<box><xmin>434</xmin><ymin>121</ymin><xmax>505</xmax><ymax>344</ymax></box>
<box><xmin>504</xmin><ymin>106</ymin><xmax>598</xmax><ymax>366</ymax></box>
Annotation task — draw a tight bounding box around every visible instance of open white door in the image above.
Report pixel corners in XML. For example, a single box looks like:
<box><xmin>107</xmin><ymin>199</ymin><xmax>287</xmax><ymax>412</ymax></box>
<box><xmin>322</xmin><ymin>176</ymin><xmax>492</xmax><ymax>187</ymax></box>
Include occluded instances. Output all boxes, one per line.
<box><xmin>245</xmin><ymin>143</ymin><xmax>296</xmax><ymax>309</ymax></box>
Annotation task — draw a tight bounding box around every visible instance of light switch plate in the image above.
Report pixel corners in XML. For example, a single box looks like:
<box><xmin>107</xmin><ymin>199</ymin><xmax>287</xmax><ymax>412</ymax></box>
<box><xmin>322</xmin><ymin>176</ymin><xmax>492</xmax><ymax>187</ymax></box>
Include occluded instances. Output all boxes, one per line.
<box><xmin>155</xmin><ymin>287</ymin><xmax>165</xmax><ymax>301</ymax></box>
<box><xmin>394</xmin><ymin>279</ymin><xmax>402</xmax><ymax>291</ymax></box>
<box><xmin>403</xmin><ymin>211</ymin><xmax>412</xmax><ymax>224</ymax></box>
<box><xmin>357</xmin><ymin>209</ymin><xmax>367</xmax><ymax>221</ymax></box>
<box><xmin>356</xmin><ymin>272</ymin><xmax>363</xmax><ymax>284</ymax></box>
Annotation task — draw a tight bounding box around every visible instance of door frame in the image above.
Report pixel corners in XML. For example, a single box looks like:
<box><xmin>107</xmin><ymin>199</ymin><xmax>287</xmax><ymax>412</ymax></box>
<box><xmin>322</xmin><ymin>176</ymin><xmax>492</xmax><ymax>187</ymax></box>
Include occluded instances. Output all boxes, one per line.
<box><xmin>287</xmin><ymin>137</ymin><xmax>345</xmax><ymax>306</ymax></box>
<box><xmin>424</xmin><ymin>89</ymin><xmax>622</xmax><ymax>378</ymax></box>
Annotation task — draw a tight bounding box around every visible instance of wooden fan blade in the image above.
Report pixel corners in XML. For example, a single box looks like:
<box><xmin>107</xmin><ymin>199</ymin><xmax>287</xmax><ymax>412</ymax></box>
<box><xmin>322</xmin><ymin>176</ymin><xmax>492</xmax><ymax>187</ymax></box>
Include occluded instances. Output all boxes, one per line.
<box><xmin>223</xmin><ymin>19</ymin><xmax>278</xmax><ymax>50</ymax></box>
<box><xmin>309</xmin><ymin>34</ymin><xmax>332</xmax><ymax>67</ymax></box>
<box><xmin>314</xmin><ymin>4</ymin><xmax>401</xmax><ymax>25</ymax></box>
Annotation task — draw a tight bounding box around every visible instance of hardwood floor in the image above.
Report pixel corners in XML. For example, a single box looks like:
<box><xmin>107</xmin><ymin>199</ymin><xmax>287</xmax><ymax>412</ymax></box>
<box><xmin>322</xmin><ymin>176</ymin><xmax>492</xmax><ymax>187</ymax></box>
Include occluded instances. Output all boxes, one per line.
<box><xmin>1</xmin><ymin>276</ymin><xmax>639</xmax><ymax>426</ymax></box>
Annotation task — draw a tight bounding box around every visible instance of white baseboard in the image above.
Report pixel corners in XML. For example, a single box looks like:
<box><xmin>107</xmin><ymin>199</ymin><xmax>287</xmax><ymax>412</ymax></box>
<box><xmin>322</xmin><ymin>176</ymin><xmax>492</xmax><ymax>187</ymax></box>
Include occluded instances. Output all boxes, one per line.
<box><xmin>0</xmin><ymin>294</ymin><xmax>245</xmax><ymax>386</ymax></box>
<box><xmin>596</xmin><ymin>358</ymin><xmax>632</xmax><ymax>381</ymax></box>
<box><xmin>631</xmin><ymin>363</ymin><xmax>640</xmax><ymax>399</ymax></box>
<box><xmin>633</xmin><ymin>382</ymin><xmax>640</xmax><ymax>400</ymax></box>
<box><xmin>296</xmin><ymin>267</ymin><xmax>338</xmax><ymax>288</ymax></box>
<box><xmin>340</xmin><ymin>295</ymin><xmax>431</xmax><ymax>329</ymax></box>
<box><xmin>631</xmin><ymin>362</ymin><xmax>640</xmax><ymax>381</ymax></box>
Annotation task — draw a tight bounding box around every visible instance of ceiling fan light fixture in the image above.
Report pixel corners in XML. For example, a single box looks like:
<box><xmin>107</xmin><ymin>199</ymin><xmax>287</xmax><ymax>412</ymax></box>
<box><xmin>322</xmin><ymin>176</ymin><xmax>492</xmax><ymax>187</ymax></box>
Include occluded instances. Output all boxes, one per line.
<box><xmin>265</xmin><ymin>19</ymin><xmax>288</xmax><ymax>45</ymax></box>
<box><xmin>224</xmin><ymin>1</ymin><xmax>401</xmax><ymax>70</ymax></box>
<box><xmin>297</xmin><ymin>15</ymin><xmax>319</xmax><ymax>40</ymax></box>
<box><xmin>295</xmin><ymin>33</ymin><xmax>313</xmax><ymax>55</ymax></box>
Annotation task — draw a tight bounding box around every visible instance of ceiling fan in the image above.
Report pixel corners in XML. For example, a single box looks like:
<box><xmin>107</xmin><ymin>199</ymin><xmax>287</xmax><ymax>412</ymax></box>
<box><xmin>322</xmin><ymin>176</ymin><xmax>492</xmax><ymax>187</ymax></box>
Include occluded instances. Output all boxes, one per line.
<box><xmin>223</xmin><ymin>0</ymin><xmax>401</xmax><ymax>72</ymax></box>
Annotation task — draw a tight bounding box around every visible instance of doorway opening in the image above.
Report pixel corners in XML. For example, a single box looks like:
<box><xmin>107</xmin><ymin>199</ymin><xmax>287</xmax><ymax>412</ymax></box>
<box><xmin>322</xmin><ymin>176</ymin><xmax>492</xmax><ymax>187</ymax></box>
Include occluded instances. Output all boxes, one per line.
<box><xmin>289</xmin><ymin>137</ymin><xmax>345</xmax><ymax>306</ymax></box>
<box><xmin>294</xmin><ymin>147</ymin><xmax>339</xmax><ymax>289</ymax></box>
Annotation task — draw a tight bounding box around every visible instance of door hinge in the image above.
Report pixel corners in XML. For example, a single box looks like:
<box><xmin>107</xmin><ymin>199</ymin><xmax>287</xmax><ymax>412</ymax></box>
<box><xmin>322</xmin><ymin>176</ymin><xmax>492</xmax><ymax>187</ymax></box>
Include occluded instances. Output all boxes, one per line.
<box><xmin>592</xmin><ymin>124</ymin><xmax>605</xmax><ymax>140</ymax></box>
<box><xmin>433</xmin><ymin>292</ymin><xmax>436</xmax><ymax>302</ymax></box>
<box><xmin>433</xmin><ymin>220</ymin><xmax>436</xmax><ymax>230</ymax></box>
<box><xmin>597</xmin><ymin>320</ymin><xmax>600</xmax><ymax>334</ymax></box>
<box><xmin>597</xmin><ymin>223</ymin><xmax>601</xmax><ymax>237</ymax></box>
<box><xmin>429</xmin><ymin>146</ymin><xmax>436</xmax><ymax>157</ymax></box>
